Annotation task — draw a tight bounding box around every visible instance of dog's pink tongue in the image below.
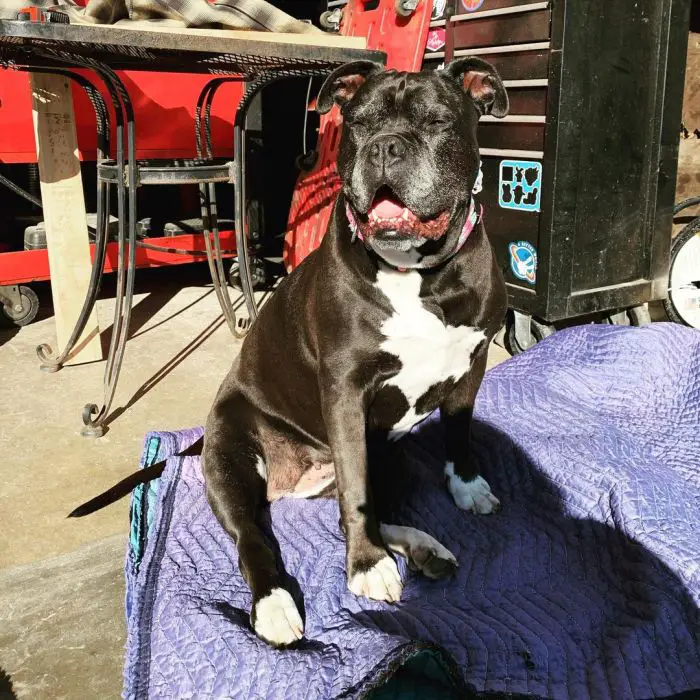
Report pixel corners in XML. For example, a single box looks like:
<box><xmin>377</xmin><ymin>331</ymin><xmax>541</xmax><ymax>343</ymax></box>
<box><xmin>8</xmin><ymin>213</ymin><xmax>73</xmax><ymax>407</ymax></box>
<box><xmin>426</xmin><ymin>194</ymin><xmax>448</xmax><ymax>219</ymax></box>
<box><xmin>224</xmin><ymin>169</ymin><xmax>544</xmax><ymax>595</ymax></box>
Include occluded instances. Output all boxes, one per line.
<box><xmin>371</xmin><ymin>197</ymin><xmax>405</xmax><ymax>219</ymax></box>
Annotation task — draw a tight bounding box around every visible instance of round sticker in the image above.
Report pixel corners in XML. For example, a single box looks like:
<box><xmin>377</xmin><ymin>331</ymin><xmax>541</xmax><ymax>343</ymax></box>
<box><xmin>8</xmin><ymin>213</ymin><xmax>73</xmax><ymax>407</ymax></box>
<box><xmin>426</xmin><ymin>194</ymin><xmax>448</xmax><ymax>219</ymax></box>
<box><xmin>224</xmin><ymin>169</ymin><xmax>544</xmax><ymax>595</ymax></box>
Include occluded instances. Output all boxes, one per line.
<box><xmin>509</xmin><ymin>241</ymin><xmax>537</xmax><ymax>285</ymax></box>
<box><xmin>461</xmin><ymin>0</ymin><xmax>485</xmax><ymax>11</ymax></box>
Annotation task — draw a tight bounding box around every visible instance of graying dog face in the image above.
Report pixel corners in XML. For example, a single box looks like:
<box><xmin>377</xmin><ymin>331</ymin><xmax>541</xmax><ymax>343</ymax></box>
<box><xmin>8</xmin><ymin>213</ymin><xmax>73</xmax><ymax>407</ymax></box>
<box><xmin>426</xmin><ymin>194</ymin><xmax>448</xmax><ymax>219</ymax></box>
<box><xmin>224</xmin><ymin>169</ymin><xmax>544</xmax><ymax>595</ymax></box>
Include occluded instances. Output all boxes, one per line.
<box><xmin>318</xmin><ymin>59</ymin><xmax>508</xmax><ymax>269</ymax></box>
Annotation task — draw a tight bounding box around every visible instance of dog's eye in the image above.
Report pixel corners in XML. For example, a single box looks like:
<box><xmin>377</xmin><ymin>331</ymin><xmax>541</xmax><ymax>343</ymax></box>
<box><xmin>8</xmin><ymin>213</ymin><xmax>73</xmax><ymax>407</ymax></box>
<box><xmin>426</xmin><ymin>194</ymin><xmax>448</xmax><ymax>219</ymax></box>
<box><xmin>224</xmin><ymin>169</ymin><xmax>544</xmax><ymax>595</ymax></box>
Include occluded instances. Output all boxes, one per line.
<box><xmin>428</xmin><ymin>118</ymin><xmax>449</xmax><ymax>129</ymax></box>
<box><xmin>346</xmin><ymin>116</ymin><xmax>368</xmax><ymax>128</ymax></box>
<box><xmin>342</xmin><ymin>109</ymin><xmax>368</xmax><ymax>128</ymax></box>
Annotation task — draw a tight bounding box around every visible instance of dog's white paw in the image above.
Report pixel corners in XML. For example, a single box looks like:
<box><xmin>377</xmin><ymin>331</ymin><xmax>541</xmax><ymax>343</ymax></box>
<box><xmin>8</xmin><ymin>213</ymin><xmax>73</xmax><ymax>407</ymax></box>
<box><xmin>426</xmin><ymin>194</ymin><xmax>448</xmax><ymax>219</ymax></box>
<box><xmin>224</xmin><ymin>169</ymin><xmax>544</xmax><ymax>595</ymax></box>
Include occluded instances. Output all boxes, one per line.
<box><xmin>253</xmin><ymin>588</ymin><xmax>304</xmax><ymax>646</ymax></box>
<box><xmin>348</xmin><ymin>555</ymin><xmax>403</xmax><ymax>602</ymax></box>
<box><xmin>445</xmin><ymin>463</ymin><xmax>500</xmax><ymax>514</ymax></box>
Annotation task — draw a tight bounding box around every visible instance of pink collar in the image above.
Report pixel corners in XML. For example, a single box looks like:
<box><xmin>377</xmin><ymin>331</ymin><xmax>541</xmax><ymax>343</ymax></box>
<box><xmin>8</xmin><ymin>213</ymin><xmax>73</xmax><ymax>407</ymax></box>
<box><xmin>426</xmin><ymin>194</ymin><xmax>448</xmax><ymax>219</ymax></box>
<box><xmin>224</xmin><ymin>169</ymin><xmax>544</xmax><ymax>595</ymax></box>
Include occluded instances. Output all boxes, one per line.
<box><xmin>345</xmin><ymin>198</ymin><xmax>482</xmax><ymax>271</ymax></box>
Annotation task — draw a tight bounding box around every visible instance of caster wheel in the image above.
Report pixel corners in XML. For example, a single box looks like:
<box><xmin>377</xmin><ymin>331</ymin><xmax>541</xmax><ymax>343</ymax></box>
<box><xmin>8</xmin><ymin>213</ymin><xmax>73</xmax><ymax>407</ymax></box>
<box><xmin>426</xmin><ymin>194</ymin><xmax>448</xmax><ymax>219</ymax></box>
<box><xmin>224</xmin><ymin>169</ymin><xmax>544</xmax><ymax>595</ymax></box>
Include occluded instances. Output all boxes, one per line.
<box><xmin>295</xmin><ymin>151</ymin><xmax>318</xmax><ymax>172</ymax></box>
<box><xmin>395</xmin><ymin>0</ymin><xmax>418</xmax><ymax>17</ymax></box>
<box><xmin>605</xmin><ymin>310</ymin><xmax>631</xmax><ymax>326</ymax></box>
<box><xmin>604</xmin><ymin>306</ymin><xmax>650</xmax><ymax>326</ymax></box>
<box><xmin>229</xmin><ymin>258</ymin><xmax>269</xmax><ymax>291</ymax></box>
<box><xmin>320</xmin><ymin>9</ymin><xmax>342</xmax><ymax>32</ymax></box>
<box><xmin>627</xmin><ymin>304</ymin><xmax>651</xmax><ymax>326</ymax></box>
<box><xmin>664</xmin><ymin>216</ymin><xmax>700</xmax><ymax>329</ymax></box>
<box><xmin>1</xmin><ymin>285</ymin><xmax>39</xmax><ymax>326</ymax></box>
<box><xmin>504</xmin><ymin>315</ymin><xmax>554</xmax><ymax>355</ymax></box>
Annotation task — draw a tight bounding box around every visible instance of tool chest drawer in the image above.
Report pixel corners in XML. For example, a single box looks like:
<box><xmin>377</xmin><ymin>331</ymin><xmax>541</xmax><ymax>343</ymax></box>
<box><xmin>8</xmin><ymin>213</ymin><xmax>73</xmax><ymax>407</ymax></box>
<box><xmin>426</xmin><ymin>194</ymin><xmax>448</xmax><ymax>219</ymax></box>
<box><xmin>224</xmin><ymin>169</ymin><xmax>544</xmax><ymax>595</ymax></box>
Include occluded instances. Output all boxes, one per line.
<box><xmin>477</xmin><ymin>121</ymin><xmax>545</xmax><ymax>150</ymax></box>
<box><xmin>450</xmin><ymin>2</ymin><xmax>551</xmax><ymax>49</ymax></box>
<box><xmin>502</xmin><ymin>86</ymin><xmax>547</xmax><ymax>114</ymax></box>
<box><xmin>454</xmin><ymin>0</ymin><xmax>546</xmax><ymax>9</ymax></box>
<box><xmin>464</xmin><ymin>46</ymin><xmax>549</xmax><ymax>80</ymax></box>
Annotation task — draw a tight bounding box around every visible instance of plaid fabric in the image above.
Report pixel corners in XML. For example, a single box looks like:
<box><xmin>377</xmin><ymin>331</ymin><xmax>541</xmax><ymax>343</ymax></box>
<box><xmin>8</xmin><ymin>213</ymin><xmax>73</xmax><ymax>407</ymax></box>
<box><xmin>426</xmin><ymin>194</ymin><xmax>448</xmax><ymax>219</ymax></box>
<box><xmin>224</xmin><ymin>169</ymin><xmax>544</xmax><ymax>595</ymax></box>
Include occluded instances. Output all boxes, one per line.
<box><xmin>1</xmin><ymin>0</ymin><xmax>320</xmax><ymax>34</ymax></box>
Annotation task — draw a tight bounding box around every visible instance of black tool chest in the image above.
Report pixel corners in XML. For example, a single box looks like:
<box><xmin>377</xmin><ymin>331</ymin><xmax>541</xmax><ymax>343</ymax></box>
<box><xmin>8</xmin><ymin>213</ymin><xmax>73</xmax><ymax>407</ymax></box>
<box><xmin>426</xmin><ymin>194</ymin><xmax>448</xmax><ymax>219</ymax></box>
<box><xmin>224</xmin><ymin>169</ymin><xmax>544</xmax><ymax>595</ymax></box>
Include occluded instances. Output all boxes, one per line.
<box><xmin>423</xmin><ymin>0</ymin><xmax>691</xmax><ymax>340</ymax></box>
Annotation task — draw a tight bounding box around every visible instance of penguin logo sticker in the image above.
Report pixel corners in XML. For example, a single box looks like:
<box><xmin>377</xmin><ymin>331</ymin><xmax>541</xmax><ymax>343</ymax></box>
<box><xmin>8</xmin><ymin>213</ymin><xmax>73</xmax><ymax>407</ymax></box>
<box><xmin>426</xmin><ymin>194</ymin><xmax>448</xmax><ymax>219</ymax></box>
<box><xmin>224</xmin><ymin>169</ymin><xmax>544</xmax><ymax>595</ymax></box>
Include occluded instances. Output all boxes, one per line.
<box><xmin>509</xmin><ymin>241</ymin><xmax>537</xmax><ymax>285</ymax></box>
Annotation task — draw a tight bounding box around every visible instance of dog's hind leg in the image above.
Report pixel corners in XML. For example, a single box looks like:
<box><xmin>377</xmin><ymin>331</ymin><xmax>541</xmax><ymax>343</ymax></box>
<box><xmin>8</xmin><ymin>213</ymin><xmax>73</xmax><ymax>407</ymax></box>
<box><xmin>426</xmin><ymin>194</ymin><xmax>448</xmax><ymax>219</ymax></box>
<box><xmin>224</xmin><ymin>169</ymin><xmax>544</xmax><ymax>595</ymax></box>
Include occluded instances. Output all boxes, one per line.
<box><xmin>380</xmin><ymin>524</ymin><xmax>458</xmax><ymax>580</ymax></box>
<box><xmin>203</xmin><ymin>398</ymin><xmax>303</xmax><ymax>647</ymax></box>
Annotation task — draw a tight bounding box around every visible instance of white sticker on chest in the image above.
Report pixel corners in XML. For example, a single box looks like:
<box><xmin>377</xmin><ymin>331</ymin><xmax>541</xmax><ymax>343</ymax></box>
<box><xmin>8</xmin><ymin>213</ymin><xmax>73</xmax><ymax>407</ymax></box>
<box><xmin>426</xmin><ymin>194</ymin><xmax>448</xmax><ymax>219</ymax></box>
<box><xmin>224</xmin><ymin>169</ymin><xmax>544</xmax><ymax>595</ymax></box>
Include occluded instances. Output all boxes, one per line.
<box><xmin>376</xmin><ymin>269</ymin><xmax>485</xmax><ymax>440</ymax></box>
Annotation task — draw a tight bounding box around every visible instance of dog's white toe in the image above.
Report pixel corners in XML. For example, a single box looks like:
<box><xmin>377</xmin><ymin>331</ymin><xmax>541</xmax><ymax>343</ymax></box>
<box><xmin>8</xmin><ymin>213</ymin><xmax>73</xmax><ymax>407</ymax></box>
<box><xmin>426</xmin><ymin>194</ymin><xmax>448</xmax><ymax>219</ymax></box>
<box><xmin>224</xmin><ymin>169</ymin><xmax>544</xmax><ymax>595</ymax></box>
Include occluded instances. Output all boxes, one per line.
<box><xmin>253</xmin><ymin>588</ymin><xmax>304</xmax><ymax>646</ymax></box>
<box><xmin>445</xmin><ymin>463</ymin><xmax>500</xmax><ymax>514</ymax></box>
<box><xmin>348</xmin><ymin>555</ymin><xmax>403</xmax><ymax>602</ymax></box>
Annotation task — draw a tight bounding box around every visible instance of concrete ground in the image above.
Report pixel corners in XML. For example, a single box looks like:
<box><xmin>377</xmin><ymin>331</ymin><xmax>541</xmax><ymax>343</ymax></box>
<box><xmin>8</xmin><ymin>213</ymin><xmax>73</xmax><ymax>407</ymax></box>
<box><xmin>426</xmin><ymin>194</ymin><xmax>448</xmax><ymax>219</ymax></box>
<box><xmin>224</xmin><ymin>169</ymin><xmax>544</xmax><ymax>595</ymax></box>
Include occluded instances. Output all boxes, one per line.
<box><xmin>0</xmin><ymin>263</ymin><xmax>512</xmax><ymax>699</ymax></box>
<box><xmin>0</xmin><ymin>265</ymin><xmax>247</xmax><ymax>700</ymax></box>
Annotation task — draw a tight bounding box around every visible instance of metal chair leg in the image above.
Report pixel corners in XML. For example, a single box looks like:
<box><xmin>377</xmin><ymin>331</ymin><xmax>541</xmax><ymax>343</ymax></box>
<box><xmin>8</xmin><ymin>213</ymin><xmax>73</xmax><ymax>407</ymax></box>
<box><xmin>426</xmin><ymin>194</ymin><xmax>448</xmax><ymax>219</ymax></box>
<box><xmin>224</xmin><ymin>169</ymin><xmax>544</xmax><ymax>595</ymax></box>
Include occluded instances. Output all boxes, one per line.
<box><xmin>231</xmin><ymin>72</ymin><xmax>326</xmax><ymax>322</ymax></box>
<box><xmin>234</xmin><ymin>93</ymin><xmax>259</xmax><ymax>322</ymax></box>
<box><xmin>196</xmin><ymin>76</ymin><xmax>249</xmax><ymax>337</ymax></box>
<box><xmin>80</xmin><ymin>64</ymin><xmax>138</xmax><ymax>437</ymax></box>
<box><xmin>200</xmin><ymin>182</ymin><xmax>247</xmax><ymax>338</ymax></box>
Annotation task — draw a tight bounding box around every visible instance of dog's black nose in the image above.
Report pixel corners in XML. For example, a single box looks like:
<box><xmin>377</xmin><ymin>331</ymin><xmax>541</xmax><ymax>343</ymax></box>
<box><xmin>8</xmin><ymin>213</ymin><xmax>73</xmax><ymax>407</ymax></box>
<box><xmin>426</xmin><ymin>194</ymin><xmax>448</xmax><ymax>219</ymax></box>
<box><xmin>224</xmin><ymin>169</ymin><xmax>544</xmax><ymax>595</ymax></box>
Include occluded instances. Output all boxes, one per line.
<box><xmin>368</xmin><ymin>134</ymin><xmax>406</xmax><ymax>169</ymax></box>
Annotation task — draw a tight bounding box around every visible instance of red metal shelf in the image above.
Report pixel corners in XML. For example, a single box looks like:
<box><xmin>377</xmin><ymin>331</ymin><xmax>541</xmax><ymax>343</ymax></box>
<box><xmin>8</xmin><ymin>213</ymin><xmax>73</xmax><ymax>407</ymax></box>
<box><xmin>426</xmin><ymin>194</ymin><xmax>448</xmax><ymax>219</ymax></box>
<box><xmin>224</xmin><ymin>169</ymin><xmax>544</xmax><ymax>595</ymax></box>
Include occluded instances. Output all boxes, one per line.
<box><xmin>0</xmin><ymin>229</ymin><xmax>236</xmax><ymax>285</ymax></box>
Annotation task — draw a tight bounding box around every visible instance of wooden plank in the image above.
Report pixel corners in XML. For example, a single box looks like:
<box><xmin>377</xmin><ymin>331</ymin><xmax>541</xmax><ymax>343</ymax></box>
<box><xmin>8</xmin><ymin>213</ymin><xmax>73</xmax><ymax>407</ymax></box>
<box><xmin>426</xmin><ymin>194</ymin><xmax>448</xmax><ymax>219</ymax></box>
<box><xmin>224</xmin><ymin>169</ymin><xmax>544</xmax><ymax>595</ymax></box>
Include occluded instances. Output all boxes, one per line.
<box><xmin>112</xmin><ymin>23</ymin><xmax>367</xmax><ymax>49</ymax></box>
<box><xmin>30</xmin><ymin>72</ymin><xmax>102</xmax><ymax>365</ymax></box>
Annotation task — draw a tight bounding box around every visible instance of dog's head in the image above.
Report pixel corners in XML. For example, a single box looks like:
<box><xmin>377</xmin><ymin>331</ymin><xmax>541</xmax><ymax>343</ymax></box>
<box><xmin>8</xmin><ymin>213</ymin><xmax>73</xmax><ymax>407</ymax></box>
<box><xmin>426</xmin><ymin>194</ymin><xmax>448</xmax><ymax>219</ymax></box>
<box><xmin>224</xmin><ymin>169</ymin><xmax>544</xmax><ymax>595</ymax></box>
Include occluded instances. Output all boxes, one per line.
<box><xmin>318</xmin><ymin>58</ymin><xmax>508</xmax><ymax>269</ymax></box>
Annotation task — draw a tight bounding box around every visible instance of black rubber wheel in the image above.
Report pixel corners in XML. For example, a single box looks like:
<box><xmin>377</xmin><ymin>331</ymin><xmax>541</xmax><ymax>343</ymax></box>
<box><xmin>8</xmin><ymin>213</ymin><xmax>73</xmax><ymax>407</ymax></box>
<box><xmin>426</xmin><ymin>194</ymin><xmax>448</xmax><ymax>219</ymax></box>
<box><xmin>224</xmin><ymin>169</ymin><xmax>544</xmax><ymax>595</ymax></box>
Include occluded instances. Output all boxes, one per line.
<box><xmin>1</xmin><ymin>285</ymin><xmax>39</xmax><ymax>326</ymax></box>
<box><xmin>663</xmin><ymin>216</ymin><xmax>700</xmax><ymax>328</ymax></box>
<box><xmin>229</xmin><ymin>258</ymin><xmax>269</xmax><ymax>291</ymax></box>
<box><xmin>504</xmin><ymin>316</ymin><xmax>554</xmax><ymax>355</ymax></box>
<box><xmin>295</xmin><ymin>150</ymin><xmax>318</xmax><ymax>172</ymax></box>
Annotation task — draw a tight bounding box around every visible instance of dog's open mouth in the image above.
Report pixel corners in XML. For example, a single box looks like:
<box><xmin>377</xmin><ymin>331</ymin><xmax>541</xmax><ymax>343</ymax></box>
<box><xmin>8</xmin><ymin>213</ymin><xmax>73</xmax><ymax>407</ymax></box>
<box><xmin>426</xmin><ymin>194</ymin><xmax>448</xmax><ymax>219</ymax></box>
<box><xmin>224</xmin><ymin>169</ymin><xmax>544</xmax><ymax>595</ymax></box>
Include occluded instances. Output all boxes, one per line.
<box><xmin>356</xmin><ymin>187</ymin><xmax>450</xmax><ymax>246</ymax></box>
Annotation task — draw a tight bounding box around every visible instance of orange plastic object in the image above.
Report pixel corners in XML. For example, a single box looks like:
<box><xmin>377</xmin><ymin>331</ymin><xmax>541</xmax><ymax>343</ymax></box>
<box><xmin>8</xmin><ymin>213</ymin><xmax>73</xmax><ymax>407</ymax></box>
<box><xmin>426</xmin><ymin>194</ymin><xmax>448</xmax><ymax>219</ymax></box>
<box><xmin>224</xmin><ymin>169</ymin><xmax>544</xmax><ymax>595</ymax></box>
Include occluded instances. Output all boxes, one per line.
<box><xmin>283</xmin><ymin>0</ymin><xmax>433</xmax><ymax>272</ymax></box>
<box><xmin>16</xmin><ymin>7</ymin><xmax>46</xmax><ymax>22</ymax></box>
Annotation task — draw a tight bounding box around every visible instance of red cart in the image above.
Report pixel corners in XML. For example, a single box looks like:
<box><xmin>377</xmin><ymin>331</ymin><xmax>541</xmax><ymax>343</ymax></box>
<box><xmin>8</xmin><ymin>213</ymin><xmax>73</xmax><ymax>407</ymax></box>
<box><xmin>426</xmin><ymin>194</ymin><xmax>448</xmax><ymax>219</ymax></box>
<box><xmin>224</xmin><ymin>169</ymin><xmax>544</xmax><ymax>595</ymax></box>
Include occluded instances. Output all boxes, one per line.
<box><xmin>0</xmin><ymin>56</ymin><xmax>243</xmax><ymax>324</ymax></box>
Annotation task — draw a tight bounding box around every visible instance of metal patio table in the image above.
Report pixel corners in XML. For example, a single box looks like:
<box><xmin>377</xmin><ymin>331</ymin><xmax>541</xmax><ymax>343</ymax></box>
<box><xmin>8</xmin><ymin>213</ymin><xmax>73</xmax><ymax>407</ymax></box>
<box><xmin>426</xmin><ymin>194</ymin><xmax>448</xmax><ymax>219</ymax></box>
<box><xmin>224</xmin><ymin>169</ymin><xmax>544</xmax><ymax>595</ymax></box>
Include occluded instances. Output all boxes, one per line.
<box><xmin>0</xmin><ymin>20</ymin><xmax>384</xmax><ymax>436</ymax></box>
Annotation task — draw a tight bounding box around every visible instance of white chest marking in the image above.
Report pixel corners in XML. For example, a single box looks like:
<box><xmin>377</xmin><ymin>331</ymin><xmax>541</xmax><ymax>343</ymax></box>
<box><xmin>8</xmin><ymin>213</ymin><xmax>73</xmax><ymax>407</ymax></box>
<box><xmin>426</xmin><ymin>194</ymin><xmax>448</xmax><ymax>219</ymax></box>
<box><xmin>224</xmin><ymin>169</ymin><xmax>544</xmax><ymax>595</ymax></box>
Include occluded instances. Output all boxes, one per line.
<box><xmin>376</xmin><ymin>269</ymin><xmax>486</xmax><ymax>440</ymax></box>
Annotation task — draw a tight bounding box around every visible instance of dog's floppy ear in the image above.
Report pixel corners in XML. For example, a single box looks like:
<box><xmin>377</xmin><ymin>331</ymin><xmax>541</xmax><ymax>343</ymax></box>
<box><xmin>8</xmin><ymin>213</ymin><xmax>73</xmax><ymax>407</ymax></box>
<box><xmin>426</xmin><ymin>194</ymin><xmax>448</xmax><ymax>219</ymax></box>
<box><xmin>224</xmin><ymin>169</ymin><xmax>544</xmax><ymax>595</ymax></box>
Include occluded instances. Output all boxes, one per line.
<box><xmin>442</xmin><ymin>57</ymin><xmax>509</xmax><ymax>118</ymax></box>
<box><xmin>317</xmin><ymin>61</ymin><xmax>384</xmax><ymax>114</ymax></box>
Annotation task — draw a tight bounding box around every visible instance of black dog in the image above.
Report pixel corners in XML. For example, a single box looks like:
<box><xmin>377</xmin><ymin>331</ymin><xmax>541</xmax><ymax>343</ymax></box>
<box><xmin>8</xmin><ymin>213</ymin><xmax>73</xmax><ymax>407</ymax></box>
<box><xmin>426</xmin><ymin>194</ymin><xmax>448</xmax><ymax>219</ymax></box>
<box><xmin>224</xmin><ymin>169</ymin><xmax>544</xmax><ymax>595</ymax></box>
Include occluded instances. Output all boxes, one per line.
<box><xmin>202</xmin><ymin>58</ymin><xmax>508</xmax><ymax>645</ymax></box>
<box><xmin>71</xmin><ymin>57</ymin><xmax>509</xmax><ymax>647</ymax></box>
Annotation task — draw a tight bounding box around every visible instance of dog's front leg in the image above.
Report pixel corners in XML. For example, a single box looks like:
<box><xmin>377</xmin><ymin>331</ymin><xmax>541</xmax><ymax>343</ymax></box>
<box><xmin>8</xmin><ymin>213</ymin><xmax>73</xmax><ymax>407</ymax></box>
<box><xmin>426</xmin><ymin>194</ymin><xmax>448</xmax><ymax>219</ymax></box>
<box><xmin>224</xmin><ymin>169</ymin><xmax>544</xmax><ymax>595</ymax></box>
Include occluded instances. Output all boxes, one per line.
<box><xmin>442</xmin><ymin>349</ymin><xmax>500</xmax><ymax>514</ymax></box>
<box><xmin>322</xmin><ymin>393</ymin><xmax>403</xmax><ymax>603</ymax></box>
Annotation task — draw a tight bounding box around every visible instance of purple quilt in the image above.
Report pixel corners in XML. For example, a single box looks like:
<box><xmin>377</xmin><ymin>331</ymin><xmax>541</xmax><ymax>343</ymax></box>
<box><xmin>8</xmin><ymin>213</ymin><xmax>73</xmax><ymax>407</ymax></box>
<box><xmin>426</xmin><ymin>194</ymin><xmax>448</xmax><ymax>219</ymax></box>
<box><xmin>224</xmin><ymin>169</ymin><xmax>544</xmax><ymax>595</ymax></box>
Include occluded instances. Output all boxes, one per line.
<box><xmin>124</xmin><ymin>323</ymin><xmax>700</xmax><ymax>700</ymax></box>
